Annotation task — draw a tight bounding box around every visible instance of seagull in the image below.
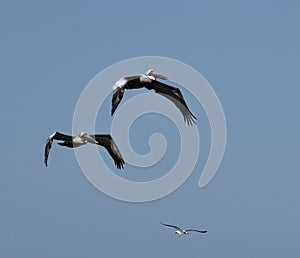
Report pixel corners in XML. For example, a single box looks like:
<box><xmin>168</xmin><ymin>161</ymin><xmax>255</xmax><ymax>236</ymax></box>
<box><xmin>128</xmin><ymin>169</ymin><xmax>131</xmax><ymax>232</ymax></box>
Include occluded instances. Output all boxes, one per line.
<box><xmin>111</xmin><ymin>69</ymin><xmax>197</xmax><ymax>125</ymax></box>
<box><xmin>44</xmin><ymin>131</ymin><xmax>125</xmax><ymax>169</ymax></box>
<box><xmin>161</xmin><ymin>222</ymin><xmax>207</xmax><ymax>235</ymax></box>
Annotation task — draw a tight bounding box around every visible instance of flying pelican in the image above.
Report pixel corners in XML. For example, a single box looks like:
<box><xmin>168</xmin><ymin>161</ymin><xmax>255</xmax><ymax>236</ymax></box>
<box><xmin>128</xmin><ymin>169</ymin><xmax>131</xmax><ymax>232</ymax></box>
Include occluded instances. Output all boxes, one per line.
<box><xmin>44</xmin><ymin>132</ymin><xmax>125</xmax><ymax>169</ymax></box>
<box><xmin>161</xmin><ymin>222</ymin><xmax>207</xmax><ymax>235</ymax></box>
<box><xmin>111</xmin><ymin>69</ymin><xmax>197</xmax><ymax>125</ymax></box>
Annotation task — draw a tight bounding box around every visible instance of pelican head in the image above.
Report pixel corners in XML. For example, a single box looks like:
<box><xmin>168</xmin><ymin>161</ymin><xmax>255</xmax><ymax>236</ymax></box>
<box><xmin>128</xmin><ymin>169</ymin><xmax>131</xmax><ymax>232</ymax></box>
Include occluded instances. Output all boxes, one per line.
<box><xmin>79</xmin><ymin>132</ymin><xmax>98</xmax><ymax>144</ymax></box>
<box><xmin>146</xmin><ymin>69</ymin><xmax>168</xmax><ymax>80</ymax></box>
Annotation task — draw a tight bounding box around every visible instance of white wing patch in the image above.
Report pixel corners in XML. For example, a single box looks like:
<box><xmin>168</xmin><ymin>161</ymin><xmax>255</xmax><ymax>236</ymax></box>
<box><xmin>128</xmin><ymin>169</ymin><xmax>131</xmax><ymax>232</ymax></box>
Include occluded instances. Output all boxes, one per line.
<box><xmin>140</xmin><ymin>74</ymin><xmax>153</xmax><ymax>83</ymax></box>
<box><xmin>113</xmin><ymin>77</ymin><xmax>128</xmax><ymax>90</ymax></box>
<box><xmin>49</xmin><ymin>132</ymin><xmax>56</xmax><ymax>140</ymax></box>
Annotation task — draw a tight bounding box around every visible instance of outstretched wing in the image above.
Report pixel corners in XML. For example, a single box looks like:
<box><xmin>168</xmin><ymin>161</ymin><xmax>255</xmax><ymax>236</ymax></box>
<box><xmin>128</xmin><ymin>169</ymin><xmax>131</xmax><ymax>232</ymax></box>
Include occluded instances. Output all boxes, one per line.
<box><xmin>147</xmin><ymin>81</ymin><xmax>197</xmax><ymax>126</ymax></box>
<box><xmin>92</xmin><ymin>134</ymin><xmax>125</xmax><ymax>169</ymax></box>
<box><xmin>186</xmin><ymin>229</ymin><xmax>207</xmax><ymax>233</ymax></box>
<box><xmin>161</xmin><ymin>222</ymin><xmax>182</xmax><ymax>231</ymax></box>
<box><xmin>111</xmin><ymin>76</ymin><xmax>142</xmax><ymax>115</ymax></box>
<box><xmin>111</xmin><ymin>87</ymin><xmax>125</xmax><ymax>115</ymax></box>
<box><xmin>44</xmin><ymin>132</ymin><xmax>73</xmax><ymax>167</ymax></box>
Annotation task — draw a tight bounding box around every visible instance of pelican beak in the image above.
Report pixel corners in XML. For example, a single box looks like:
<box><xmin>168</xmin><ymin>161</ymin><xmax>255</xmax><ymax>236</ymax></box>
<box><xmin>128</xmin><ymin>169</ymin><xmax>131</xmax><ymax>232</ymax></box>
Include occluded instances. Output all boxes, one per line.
<box><xmin>85</xmin><ymin>134</ymin><xmax>99</xmax><ymax>144</ymax></box>
<box><xmin>151</xmin><ymin>70</ymin><xmax>168</xmax><ymax>80</ymax></box>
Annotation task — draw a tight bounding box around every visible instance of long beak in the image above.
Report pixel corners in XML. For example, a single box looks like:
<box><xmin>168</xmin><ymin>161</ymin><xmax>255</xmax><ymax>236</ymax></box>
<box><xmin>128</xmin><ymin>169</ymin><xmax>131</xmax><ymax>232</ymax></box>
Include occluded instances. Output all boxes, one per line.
<box><xmin>85</xmin><ymin>134</ymin><xmax>99</xmax><ymax>144</ymax></box>
<box><xmin>150</xmin><ymin>70</ymin><xmax>168</xmax><ymax>80</ymax></box>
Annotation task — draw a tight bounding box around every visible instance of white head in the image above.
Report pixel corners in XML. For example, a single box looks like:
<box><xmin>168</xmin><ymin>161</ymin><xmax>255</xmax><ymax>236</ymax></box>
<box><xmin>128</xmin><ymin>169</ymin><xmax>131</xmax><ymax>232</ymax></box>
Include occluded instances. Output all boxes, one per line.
<box><xmin>146</xmin><ymin>69</ymin><xmax>168</xmax><ymax>80</ymax></box>
<box><xmin>79</xmin><ymin>132</ymin><xmax>87</xmax><ymax>137</ymax></box>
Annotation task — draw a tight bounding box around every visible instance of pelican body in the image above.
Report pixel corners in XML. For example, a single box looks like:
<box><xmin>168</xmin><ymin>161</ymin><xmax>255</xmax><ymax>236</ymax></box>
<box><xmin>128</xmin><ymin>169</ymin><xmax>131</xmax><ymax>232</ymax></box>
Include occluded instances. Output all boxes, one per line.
<box><xmin>112</xmin><ymin>69</ymin><xmax>197</xmax><ymax>125</ymax></box>
<box><xmin>44</xmin><ymin>132</ymin><xmax>125</xmax><ymax>169</ymax></box>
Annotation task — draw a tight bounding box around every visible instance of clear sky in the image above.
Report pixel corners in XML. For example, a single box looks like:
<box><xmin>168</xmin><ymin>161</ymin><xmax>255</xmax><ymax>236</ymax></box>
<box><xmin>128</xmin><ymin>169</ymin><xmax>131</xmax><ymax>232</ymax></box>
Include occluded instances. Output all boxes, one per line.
<box><xmin>1</xmin><ymin>0</ymin><xmax>300</xmax><ymax>257</ymax></box>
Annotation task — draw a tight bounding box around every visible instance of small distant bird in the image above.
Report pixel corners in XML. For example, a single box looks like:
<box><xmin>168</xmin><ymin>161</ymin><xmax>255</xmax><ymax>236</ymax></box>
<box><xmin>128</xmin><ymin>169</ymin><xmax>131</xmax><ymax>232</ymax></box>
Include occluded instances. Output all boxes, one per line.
<box><xmin>111</xmin><ymin>69</ymin><xmax>197</xmax><ymax>125</ymax></box>
<box><xmin>44</xmin><ymin>131</ymin><xmax>125</xmax><ymax>169</ymax></box>
<box><xmin>161</xmin><ymin>222</ymin><xmax>207</xmax><ymax>235</ymax></box>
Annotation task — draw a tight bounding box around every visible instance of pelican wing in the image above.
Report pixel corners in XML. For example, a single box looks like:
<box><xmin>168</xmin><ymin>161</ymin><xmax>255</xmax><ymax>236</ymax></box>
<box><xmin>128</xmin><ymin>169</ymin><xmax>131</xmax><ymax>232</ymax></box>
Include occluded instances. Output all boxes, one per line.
<box><xmin>52</xmin><ymin>132</ymin><xmax>73</xmax><ymax>141</ymax></box>
<box><xmin>44</xmin><ymin>132</ymin><xmax>73</xmax><ymax>167</ymax></box>
<box><xmin>161</xmin><ymin>222</ymin><xmax>182</xmax><ymax>231</ymax></box>
<box><xmin>111</xmin><ymin>87</ymin><xmax>125</xmax><ymax>115</ymax></box>
<box><xmin>147</xmin><ymin>81</ymin><xmax>197</xmax><ymax>126</ymax></box>
<box><xmin>92</xmin><ymin>134</ymin><xmax>125</xmax><ymax>169</ymax></box>
<box><xmin>111</xmin><ymin>76</ymin><xmax>145</xmax><ymax>115</ymax></box>
<box><xmin>122</xmin><ymin>76</ymin><xmax>144</xmax><ymax>89</ymax></box>
<box><xmin>185</xmin><ymin>229</ymin><xmax>207</xmax><ymax>233</ymax></box>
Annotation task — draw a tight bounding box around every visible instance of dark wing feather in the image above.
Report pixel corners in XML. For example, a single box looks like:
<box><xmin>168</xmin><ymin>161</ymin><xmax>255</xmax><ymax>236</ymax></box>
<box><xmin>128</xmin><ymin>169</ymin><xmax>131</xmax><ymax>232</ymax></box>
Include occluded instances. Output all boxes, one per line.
<box><xmin>160</xmin><ymin>222</ymin><xmax>182</xmax><ymax>231</ymax></box>
<box><xmin>147</xmin><ymin>81</ymin><xmax>197</xmax><ymax>126</ymax></box>
<box><xmin>186</xmin><ymin>229</ymin><xmax>207</xmax><ymax>233</ymax></box>
<box><xmin>44</xmin><ymin>137</ymin><xmax>53</xmax><ymax>167</ymax></box>
<box><xmin>44</xmin><ymin>132</ymin><xmax>73</xmax><ymax>167</ymax></box>
<box><xmin>111</xmin><ymin>76</ymin><xmax>143</xmax><ymax>115</ymax></box>
<box><xmin>122</xmin><ymin>76</ymin><xmax>145</xmax><ymax>89</ymax></box>
<box><xmin>111</xmin><ymin>87</ymin><xmax>125</xmax><ymax>115</ymax></box>
<box><xmin>52</xmin><ymin>132</ymin><xmax>73</xmax><ymax>141</ymax></box>
<box><xmin>92</xmin><ymin>134</ymin><xmax>125</xmax><ymax>169</ymax></box>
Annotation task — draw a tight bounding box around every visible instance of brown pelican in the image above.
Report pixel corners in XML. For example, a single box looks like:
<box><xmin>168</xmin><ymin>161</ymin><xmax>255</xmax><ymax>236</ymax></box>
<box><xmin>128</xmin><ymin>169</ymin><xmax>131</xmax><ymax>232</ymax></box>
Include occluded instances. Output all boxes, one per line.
<box><xmin>44</xmin><ymin>132</ymin><xmax>125</xmax><ymax>169</ymax></box>
<box><xmin>111</xmin><ymin>69</ymin><xmax>197</xmax><ymax>125</ymax></box>
<box><xmin>161</xmin><ymin>222</ymin><xmax>207</xmax><ymax>235</ymax></box>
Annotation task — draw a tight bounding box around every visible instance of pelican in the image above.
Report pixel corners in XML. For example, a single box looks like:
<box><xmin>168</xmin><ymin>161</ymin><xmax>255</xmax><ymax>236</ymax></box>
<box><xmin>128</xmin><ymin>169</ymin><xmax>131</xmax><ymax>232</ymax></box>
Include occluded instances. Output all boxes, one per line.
<box><xmin>161</xmin><ymin>222</ymin><xmax>207</xmax><ymax>235</ymax></box>
<box><xmin>111</xmin><ymin>69</ymin><xmax>197</xmax><ymax>125</ymax></box>
<box><xmin>44</xmin><ymin>132</ymin><xmax>125</xmax><ymax>169</ymax></box>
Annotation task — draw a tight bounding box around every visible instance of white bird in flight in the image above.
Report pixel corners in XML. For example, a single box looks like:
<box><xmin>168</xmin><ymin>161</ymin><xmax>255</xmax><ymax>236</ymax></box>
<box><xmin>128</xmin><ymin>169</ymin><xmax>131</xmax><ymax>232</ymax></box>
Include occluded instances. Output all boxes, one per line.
<box><xmin>161</xmin><ymin>222</ymin><xmax>207</xmax><ymax>235</ymax></box>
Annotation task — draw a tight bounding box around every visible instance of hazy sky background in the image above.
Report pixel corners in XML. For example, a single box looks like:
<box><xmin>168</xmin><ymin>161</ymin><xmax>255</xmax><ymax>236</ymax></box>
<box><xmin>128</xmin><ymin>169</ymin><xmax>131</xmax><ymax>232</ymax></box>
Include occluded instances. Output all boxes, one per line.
<box><xmin>1</xmin><ymin>1</ymin><xmax>300</xmax><ymax>257</ymax></box>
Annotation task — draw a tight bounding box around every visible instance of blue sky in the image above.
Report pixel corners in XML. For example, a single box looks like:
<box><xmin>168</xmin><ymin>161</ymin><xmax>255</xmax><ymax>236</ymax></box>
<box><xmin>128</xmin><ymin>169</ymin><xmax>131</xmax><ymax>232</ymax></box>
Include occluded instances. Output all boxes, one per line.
<box><xmin>1</xmin><ymin>0</ymin><xmax>300</xmax><ymax>257</ymax></box>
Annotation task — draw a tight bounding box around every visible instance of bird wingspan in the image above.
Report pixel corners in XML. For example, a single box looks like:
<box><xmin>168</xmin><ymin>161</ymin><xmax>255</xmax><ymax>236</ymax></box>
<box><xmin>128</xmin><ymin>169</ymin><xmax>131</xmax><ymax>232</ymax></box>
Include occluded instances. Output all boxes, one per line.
<box><xmin>92</xmin><ymin>134</ymin><xmax>125</xmax><ymax>169</ymax></box>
